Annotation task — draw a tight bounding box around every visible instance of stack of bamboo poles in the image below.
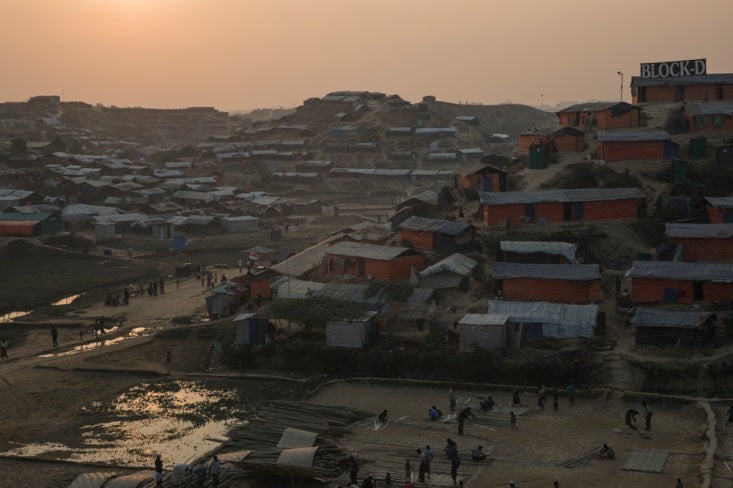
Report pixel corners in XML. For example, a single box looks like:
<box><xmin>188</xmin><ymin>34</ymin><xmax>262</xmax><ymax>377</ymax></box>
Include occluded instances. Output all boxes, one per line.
<box><xmin>562</xmin><ymin>445</ymin><xmax>603</xmax><ymax>468</ymax></box>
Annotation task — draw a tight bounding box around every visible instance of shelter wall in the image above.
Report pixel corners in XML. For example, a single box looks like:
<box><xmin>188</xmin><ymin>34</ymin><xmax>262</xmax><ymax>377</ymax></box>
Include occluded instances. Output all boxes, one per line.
<box><xmin>595</xmin><ymin>110</ymin><xmax>641</xmax><ymax>129</ymax></box>
<box><xmin>684</xmin><ymin>111</ymin><xmax>733</xmax><ymax>134</ymax></box>
<box><xmin>251</xmin><ymin>279</ymin><xmax>272</xmax><ymax>299</ymax></box>
<box><xmin>703</xmin><ymin>282</ymin><xmax>733</xmax><ymax>302</ymax></box>
<box><xmin>554</xmin><ymin>134</ymin><xmax>585</xmax><ymax>153</ymax></box>
<box><xmin>459</xmin><ymin>324</ymin><xmax>505</xmax><ymax>352</ymax></box>
<box><xmin>482</xmin><ymin>202</ymin><xmax>564</xmax><ymax>225</ymax></box>
<box><xmin>583</xmin><ymin>199</ymin><xmax>640</xmax><ymax>220</ymax></box>
<box><xmin>668</xmin><ymin>237</ymin><xmax>733</xmax><ymax>261</ymax></box>
<box><xmin>399</xmin><ymin>228</ymin><xmax>434</xmax><ymax>250</ymax></box>
<box><xmin>518</xmin><ymin>134</ymin><xmax>551</xmax><ymax>153</ymax></box>
<box><xmin>365</xmin><ymin>255</ymin><xmax>425</xmax><ymax>282</ymax></box>
<box><xmin>707</xmin><ymin>206</ymin><xmax>733</xmax><ymax>223</ymax></box>
<box><xmin>631</xmin><ymin>277</ymin><xmax>695</xmax><ymax>304</ymax></box>
<box><xmin>597</xmin><ymin>140</ymin><xmax>664</xmax><ymax>161</ymax></box>
<box><xmin>501</xmin><ymin>278</ymin><xmax>601</xmax><ymax>304</ymax></box>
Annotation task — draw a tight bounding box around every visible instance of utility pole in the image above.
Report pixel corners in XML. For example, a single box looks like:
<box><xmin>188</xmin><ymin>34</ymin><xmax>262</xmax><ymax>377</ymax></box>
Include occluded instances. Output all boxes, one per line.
<box><xmin>617</xmin><ymin>71</ymin><xmax>624</xmax><ymax>102</ymax></box>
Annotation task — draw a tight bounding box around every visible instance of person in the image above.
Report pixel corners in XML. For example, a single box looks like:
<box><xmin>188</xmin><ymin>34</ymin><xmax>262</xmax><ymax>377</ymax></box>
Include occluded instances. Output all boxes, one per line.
<box><xmin>449</xmin><ymin>385</ymin><xmax>457</xmax><ymax>412</ymax></box>
<box><xmin>416</xmin><ymin>448</ymin><xmax>426</xmax><ymax>482</ymax></box>
<box><xmin>553</xmin><ymin>482</ymin><xmax>559</xmax><ymax>488</ymax></box>
<box><xmin>512</xmin><ymin>389</ymin><xmax>521</xmax><ymax>407</ymax></box>
<box><xmin>166</xmin><ymin>351</ymin><xmax>172</xmax><ymax>374</ymax></box>
<box><xmin>404</xmin><ymin>458</ymin><xmax>411</xmax><ymax>483</ymax></box>
<box><xmin>457</xmin><ymin>407</ymin><xmax>474</xmax><ymax>435</ymax></box>
<box><xmin>0</xmin><ymin>339</ymin><xmax>8</xmax><ymax>360</ymax></box>
<box><xmin>192</xmin><ymin>462</ymin><xmax>207</xmax><ymax>488</ymax></box>
<box><xmin>349</xmin><ymin>456</ymin><xmax>359</xmax><ymax>485</ymax></box>
<box><xmin>471</xmin><ymin>445</ymin><xmax>486</xmax><ymax>461</ymax></box>
<box><xmin>509</xmin><ymin>482</ymin><xmax>519</xmax><ymax>488</ymax></box>
<box><xmin>567</xmin><ymin>384</ymin><xmax>576</xmax><ymax>406</ymax></box>
<box><xmin>480</xmin><ymin>396</ymin><xmax>496</xmax><ymax>412</ymax></box>
<box><xmin>676</xmin><ymin>478</ymin><xmax>683</xmax><ymax>488</ymax></box>
<box><xmin>424</xmin><ymin>445</ymin><xmax>433</xmax><ymax>479</ymax></box>
<box><xmin>599</xmin><ymin>444</ymin><xmax>615</xmax><ymax>459</ymax></box>
<box><xmin>209</xmin><ymin>455</ymin><xmax>223</xmax><ymax>488</ymax></box>
<box><xmin>625</xmin><ymin>408</ymin><xmax>640</xmax><ymax>429</ymax></box>
<box><xmin>552</xmin><ymin>388</ymin><xmax>559</xmax><ymax>411</ymax></box>
<box><xmin>429</xmin><ymin>405</ymin><xmax>442</xmax><ymax>421</ymax></box>
<box><xmin>361</xmin><ymin>474</ymin><xmax>374</xmax><ymax>488</ymax></box>
<box><xmin>450</xmin><ymin>454</ymin><xmax>460</xmax><ymax>486</ymax></box>
<box><xmin>642</xmin><ymin>401</ymin><xmax>653</xmax><ymax>430</ymax></box>
<box><xmin>510</xmin><ymin>411</ymin><xmax>517</xmax><ymax>431</ymax></box>
<box><xmin>238</xmin><ymin>259</ymin><xmax>244</xmax><ymax>273</ymax></box>
<box><xmin>444</xmin><ymin>438</ymin><xmax>458</xmax><ymax>459</ymax></box>
<box><xmin>50</xmin><ymin>326</ymin><xmax>59</xmax><ymax>348</ymax></box>
<box><xmin>154</xmin><ymin>454</ymin><xmax>164</xmax><ymax>488</ymax></box>
<box><xmin>159</xmin><ymin>277</ymin><xmax>165</xmax><ymax>294</ymax></box>
<box><xmin>378</xmin><ymin>410</ymin><xmax>389</xmax><ymax>424</ymax></box>
<box><xmin>384</xmin><ymin>472</ymin><xmax>392</xmax><ymax>488</ymax></box>
<box><xmin>727</xmin><ymin>405</ymin><xmax>733</xmax><ymax>424</ymax></box>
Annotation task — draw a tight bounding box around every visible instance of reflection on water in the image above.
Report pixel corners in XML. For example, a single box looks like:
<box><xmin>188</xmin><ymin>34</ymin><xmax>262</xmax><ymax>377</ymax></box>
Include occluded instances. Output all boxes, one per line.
<box><xmin>52</xmin><ymin>294</ymin><xmax>83</xmax><ymax>306</ymax></box>
<box><xmin>0</xmin><ymin>311</ymin><xmax>30</xmax><ymax>323</ymax></box>
<box><xmin>2</xmin><ymin>380</ymin><xmax>238</xmax><ymax>467</ymax></box>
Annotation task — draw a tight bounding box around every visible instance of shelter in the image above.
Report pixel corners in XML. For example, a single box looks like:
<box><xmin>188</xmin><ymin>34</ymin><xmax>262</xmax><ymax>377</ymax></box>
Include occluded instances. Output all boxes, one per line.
<box><xmin>220</xmin><ymin>215</ymin><xmax>260</xmax><ymax>233</ymax></box>
<box><xmin>626</xmin><ymin>260</ymin><xmax>733</xmax><ymax>304</ymax></box>
<box><xmin>682</xmin><ymin>103</ymin><xmax>733</xmax><ymax>133</ymax></box>
<box><xmin>456</xmin><ymin>163</ymin><xmax>508</xmax><ymax>198</ymax></box>
<box><xmin>499</xmin><ymin>241</ymin><xmax>577</xmax><ymax>264</ymax></box>
<box><xmin>487</xmin><ymin>300</ymin><xmax>598</xmax><ymax>343</ymax></box>
<box><xmin>665</xmin><ymin>223</ymin><xmax>733</xmax><ymax>261</ymax></box>
<box><xmin>205</xmin><ymin>283</ymin><xmax>243</xmax><ymax>318</ymax></box>
<box><xmin>518</xmin><ymin>127</ymin><xmax>585</xmax><ymax>153</ymax></box>
<box><xmin>705</xmin><ymin>196</ymin><xmax>733</xmax><ymax>223</ymax></box>
<box><xmin>325</xmin><ymin>241</ymin><xmax>425</xmax><ymax>282</ymax></box>
<box><xmin>557</xmin><ymin>102</ymin><xmax>641</xmax><ymax>130</ymax></box>
<box><xmin>395</xmin><ymin>190</ymin><xmax>440</xmax><ymax>216</ymax></box>
<box><xmin>631</xmin><ymin>73</ymin><xmax>733</xmax><ymax>104</ymax></box>
<box><xmin>631</xmin><ymin>307</ymin><xmax>717</xmax><ymax>346</ymax></box>
<box><xmin>479</xmin><ymin>188</ymin><xmax>645</xmax><ymax>226</ymax></box>
<box><xmin>233</xmin><ymin>313</ymin><xmax>269</xmax><ymax>345</ymax></box>
<box><xmin>492</xmin><ymin>262</ymin><xmax>602</xmax><ymax>304</ymax></box>
<box><xmin>596</xmin><ymin>131</ymin><xmax>679</xmax><ymax>161</ymax></box>
<box><xmin>418</xmin><ymin>253</ymin><xmax>478</xmax><ymax>291</ymax></box>
<box><xmin>325</xmin><ymin>312</ymin><xmax>378</xmax><ymax>349</ymax></box>
<box><xmin>398</xmin><ymin>216</ymin><xmax>474</xmax><ymax>251</ymax></box>
<box><xmin>0</xmin><ymin>212</ymin><xmax>63</xmax><ymax>236</ymax></box>
<box><xmin>458</xmin><ymin>313</ymin><xmax>513</xmax><ymax>352</ymax></box>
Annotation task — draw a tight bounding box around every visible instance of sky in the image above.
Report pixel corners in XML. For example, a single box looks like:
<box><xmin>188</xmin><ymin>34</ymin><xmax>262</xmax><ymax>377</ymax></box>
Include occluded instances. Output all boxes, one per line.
<box><xmin>2</xmin><ymin>0</ymin><xmax>732</xmax><ymax>112</ymax></box>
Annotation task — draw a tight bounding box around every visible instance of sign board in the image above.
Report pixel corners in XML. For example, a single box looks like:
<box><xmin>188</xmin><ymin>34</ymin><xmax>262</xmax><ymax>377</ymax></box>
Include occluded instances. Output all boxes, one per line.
<box><xmin>640</xmin><ymin>59</ymin><xmax>706</xmax><ymax>79</ymax></box>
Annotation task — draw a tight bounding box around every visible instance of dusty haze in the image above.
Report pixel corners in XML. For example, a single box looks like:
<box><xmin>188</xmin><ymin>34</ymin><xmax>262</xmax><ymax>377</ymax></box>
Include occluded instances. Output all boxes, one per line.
<box><xmin>2</xmin><ymin>0</ymin><xmax>732</xmax><ymax>110</ymax></box>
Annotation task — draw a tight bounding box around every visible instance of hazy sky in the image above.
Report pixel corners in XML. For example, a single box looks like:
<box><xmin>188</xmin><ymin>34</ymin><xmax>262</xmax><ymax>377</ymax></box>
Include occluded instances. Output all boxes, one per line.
<box><xmin>2</xmin><ymin>0</ymin><xmax>732</xmax><ymax>111</ymax></box>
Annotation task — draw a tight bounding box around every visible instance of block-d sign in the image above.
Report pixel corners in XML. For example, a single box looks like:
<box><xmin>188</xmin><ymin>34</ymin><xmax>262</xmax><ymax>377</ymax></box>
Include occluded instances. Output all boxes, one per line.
<box><xmin>640</xmin><ymin>59</ymin><xmax>706</xmax><ymax>79</ymax></box>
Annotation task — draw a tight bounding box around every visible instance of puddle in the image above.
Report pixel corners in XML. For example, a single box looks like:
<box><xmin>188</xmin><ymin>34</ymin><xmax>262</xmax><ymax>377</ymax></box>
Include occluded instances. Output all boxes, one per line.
<box><xmin>0</xmin><ymin>311</ymin><xmax>31</xmax><ymax>323</ymax></box>
<box><xmin>37</xmin><ymin>326</ymin><xmax>143</xmax><ymax>358</ymax></box>
<box><xmin>52</xmin><ymin>294</ymin><xmax>83</xmax><ymax>306</ymax></box>
<box><xmin>2</xmin><ymin>380</ymin><xmax>239</xmax><ymax>467</ymax></box>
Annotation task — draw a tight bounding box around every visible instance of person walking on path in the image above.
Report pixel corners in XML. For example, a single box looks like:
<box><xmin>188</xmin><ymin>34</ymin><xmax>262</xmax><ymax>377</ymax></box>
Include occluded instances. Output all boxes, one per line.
<box><xmin>50</xmin><ymin>326</ymin><xmax>59</xmax><ymax>348</ymax></box>
<box><xmin>416</xmin><ymin>448</ymin><xmax>426</xmax><ymax>482</ymax></box>
<box><xmin>642</xmin><ymin>401</ymin><xmax>653</xmax><ymax>430</ymax></box>
<box><xmin>449</xmin><ymin>385</ymin><xmax>457</xmax><ymax>412</ymax></box>
<box><xmin>0</xmin><ymin>339</ymin><xmax>8</xmax><ymax>360</ymax></box>
<box><xmin>165</xmin><ymin>351</ymin><xmax>172</xmax><ymax>374</ymax></box>
<box><xmin>424</xmin><ymin>445</ymin><xmax>433</xmax><ymax>479</ymax></box>
<box><xmin>450</xmin><ymin>454</ymin><xmax>461</xmax><ymax>486</ymax></box>
<box><xmin>552</xmin><ymin>388</ymin><xmax>559</xmax><ymax>411</ymax></box>
<box><xmin>154</xmin><ymin>454</ymin><xmax>164</xmax><ymax>488</ymax></box>
<box><xmin>209</xmin><ymin>455</ymin><xmax>223</xmax><ymax>488</ymax></box>
<box><xmin>567</xmin><ymin>384</ymin><xmax>576</xmax><ymax>406</ymax></box>
<box><xmin>349</xmin><ymin>456</ymin><xmax>359</xmax><ymax>485</ymax></box>
<box><xmin>510</xmin><ymin>411</ymin><xmax>518</xmax><ymax>431</ymax></box>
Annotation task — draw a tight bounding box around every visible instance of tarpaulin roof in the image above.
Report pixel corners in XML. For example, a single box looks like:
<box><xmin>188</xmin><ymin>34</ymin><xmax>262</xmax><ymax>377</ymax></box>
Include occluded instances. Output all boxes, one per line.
<box><xmin>597</xmin><ymin>131</ymin><xmax>671</xmax><ymax>142</ymax></box>
<box><xmin>458</xmin><ymin>313</ymin><xmax>511</xmax><ymax>326</ymax></box>
<box><xmin>399</xmin><ymin>216</ymin><xmax>471</xmax><ymax>235</ymax></box>
<box><xmin>665</xmin><ymin>223</ymin><xmax>733</xmax><ymax>239</ymax></box>
<box><xmin>326</xmin><ymin>241</ymin><xmax>413</xmax><ymax>260</ymax></box>
<box><xmin>0</xmin><ymin>212</ymin><xmax>52</xmax><ymax>222</ymax></box>
<box><xmin>419</xmin><ymin>253</ymin><xmax>478</xmax><ymax>278</ymax></box>
<box><xmin>704</xmin><ymin>196</ymin><xmax>733</xmax><ymax>208</ymax></box>
<box><xmin>500</xmin><ymin>241</ymin><xmax>577</xmax><ymax>261</ymax></box>
<box><xmin>631</xmin><ymin>307</ymin><xmax>715</xmax><ymax>329</ymax></box>
<box><xmin>272</xmin><ymin>278</ymin><xmax>434</xmax><ymax>307</ymax></box>
<box><xmin>557</xmin><ymin>101</ymin><xmax>637</xmax><ymax>113</ymax></box>
<box><xmin>270</xmin><ymin>234</ymin><xmax>345</xmax><ymax>277</ymax></box>
<box><xmin>487</xmin><ymin>299</ymin><xmax>598</xmax><ymax>337</ymax></box>
<box><xmin>492</xmin><ymin>262</ymin><xmax>600</xmax><ymax>281</ymax></box>
<box><xmin>626</xmin><ymin>260</ymin><xmax>733</xmax><ymax>282</ymax></box>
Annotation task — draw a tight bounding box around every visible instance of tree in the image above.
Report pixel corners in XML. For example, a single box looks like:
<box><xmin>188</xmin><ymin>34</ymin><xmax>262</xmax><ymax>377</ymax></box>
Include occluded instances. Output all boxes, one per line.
<box><xmin>268</xmin><ymin>296</ymin><xmax>365</xmax><ymax>333</ymax></box>
<box><xmin>10</xmin><ymin>138</ymin><xmax>27</xmax><ymax>155</ymax></box>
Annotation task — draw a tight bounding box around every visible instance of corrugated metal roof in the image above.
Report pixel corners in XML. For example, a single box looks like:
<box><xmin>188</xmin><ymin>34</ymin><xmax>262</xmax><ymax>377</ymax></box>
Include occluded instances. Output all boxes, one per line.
<box><xmin>0</xmin><ymin>212</ymin><xmax>52</xmax><ymax>222</ymax></box>
<box><xmin>597</xmin><ymin>131</ymin><xmax>671</xmax><ymax>142</ymax></box>
<box><xmin>488</xmin><ymin>299</ymin><xmax>598</xmax><ymax>331</ymax></box>
<box><xmin>399</xmin><ymin>216</ymin><xmax>471</xmax><ymax>235</ymax></box>
<box><xmin>631</xmin><ymin>73</ymin><xmax>733</xmax><ymax>87</ymax></box>
<box><xmin>626</xmin><ymin>260</ymin><xmax>733</xmax><ymax>282</ymax></box>
<box><xmin>271</xmin><ymin>234</ymin><xmax>344</xmax><ymax>277</ymax></box>
<box><xmin>458</xmin><ymin>313</ymin><xmax>510</xmax><ymax>326</ymax></box>
<box><xmin>326</xmin><ymin>241</ymin><xmax>412</xmax><ymax>260</ymax></box>
<box><xmin>419</xmin><ymin>253</ymin><xmax>477</xmax><ymax>278</ymax></box>
<box><xmin>415</xmin><ymin>127</ymin><xmax>459</xmax><ymax>134</ymax></box>
<box><xmin>665</xmin><ymin>223</ymin><xmax>733</xmax><ymax>238</ymax></box>
<box><xmin>493</xmin><ymin>262</ymin><xmax>600</xmax><ymax>281</ymax></box>
<box><xmin>400</xmin><ymin>190</ymin><xmax>440</xmax><ymax>206</ymax></box>
<box><xmin>479</xmin><ymin>187</ymin><xmax>644</xmax><ymax>205</ymax></box>
<box><xmin>704</xmin><ymin>196</ymin><xmax>733</xmax><ymax>207</ymax></box>
<box><xmin>500</xmin><ymin>241</ymin><xmax>577</xmax><ymax>261</ymax></box>
<box><xmin>631</xmin><ymin>307</ymin><xmax>715</xmax><ymax>329</ymax></box>
<box><xmin>273</xmin><ymin>278</ymin><xmax>434</xmax><ymax>306</ymax></box>
<box><xmin>684</xmin><ymin>103</ymin><xmax>733</xmax><ymax>117</ymax></box>
<box><xmin>557</xmin><ymin>101</ymin><xmax>634</xmax><ymax>113</ymax></box>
